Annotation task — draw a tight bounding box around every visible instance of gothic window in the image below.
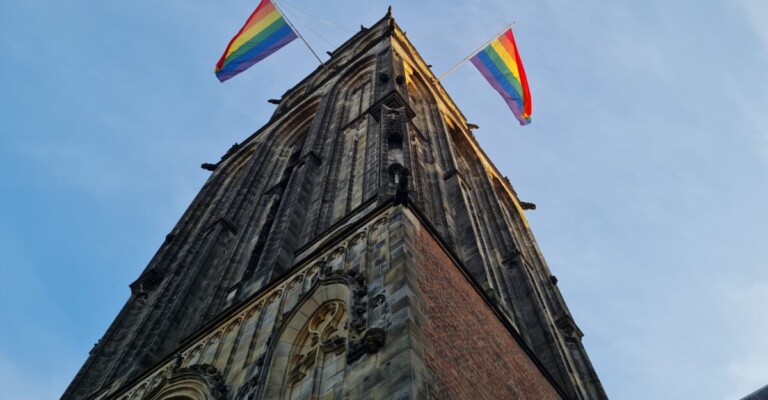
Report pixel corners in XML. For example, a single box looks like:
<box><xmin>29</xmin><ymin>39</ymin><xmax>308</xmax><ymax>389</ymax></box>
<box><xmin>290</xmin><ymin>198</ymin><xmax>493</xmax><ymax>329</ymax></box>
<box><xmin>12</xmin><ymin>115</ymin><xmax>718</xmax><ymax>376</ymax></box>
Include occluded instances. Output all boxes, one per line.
<box><xmin>345</xmin><ymin>81</ymin><xmax>371</xmax><ymax>124</ymax></box>
<box><xmin>281</xmin><ymin>131</ymin><xmax>308</xmax><ymax>180</ymax></box>
<box><xmin>243</xmin><ymin>194</ymin><xmax>281</xmax><ymax>280</ymax></box>
<box><xmin>284</xmin><ymin>301</ymin><xmax>348</xmax><ymax>400</ymax></box>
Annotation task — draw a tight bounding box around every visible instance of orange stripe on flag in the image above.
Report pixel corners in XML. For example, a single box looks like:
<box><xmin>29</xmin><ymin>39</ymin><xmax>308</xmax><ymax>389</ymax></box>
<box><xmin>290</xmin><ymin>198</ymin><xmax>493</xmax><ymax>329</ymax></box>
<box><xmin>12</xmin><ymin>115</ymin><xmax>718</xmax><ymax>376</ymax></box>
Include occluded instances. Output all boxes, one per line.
<box><xmin>242</xmin><ymin>1</ymin><xmax>277</xmax><ymax>32</ymax></box>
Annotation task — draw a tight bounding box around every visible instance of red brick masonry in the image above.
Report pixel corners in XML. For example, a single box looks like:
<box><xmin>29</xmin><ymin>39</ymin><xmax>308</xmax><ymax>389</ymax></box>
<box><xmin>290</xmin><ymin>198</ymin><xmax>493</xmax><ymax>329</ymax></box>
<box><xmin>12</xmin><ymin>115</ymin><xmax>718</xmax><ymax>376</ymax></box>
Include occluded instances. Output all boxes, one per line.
<box><xmin>414</xmin><ymin>226</ymin><xmax>563</xmax><ymax>400</ymax></box>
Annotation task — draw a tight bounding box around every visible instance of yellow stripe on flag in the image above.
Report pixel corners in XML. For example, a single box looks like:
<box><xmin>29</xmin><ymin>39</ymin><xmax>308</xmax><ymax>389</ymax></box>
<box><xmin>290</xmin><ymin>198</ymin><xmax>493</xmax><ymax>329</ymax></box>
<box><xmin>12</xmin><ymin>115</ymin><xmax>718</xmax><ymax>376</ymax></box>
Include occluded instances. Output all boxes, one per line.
<box><xmin>226</xmin><ymin>9</ymin><xmax>282</xmax><ymax>58</ymax></box>
<box><xmin>490</xmin><ymin>39</ymin><xmax>521</xmax><ymax>81</ymax></box>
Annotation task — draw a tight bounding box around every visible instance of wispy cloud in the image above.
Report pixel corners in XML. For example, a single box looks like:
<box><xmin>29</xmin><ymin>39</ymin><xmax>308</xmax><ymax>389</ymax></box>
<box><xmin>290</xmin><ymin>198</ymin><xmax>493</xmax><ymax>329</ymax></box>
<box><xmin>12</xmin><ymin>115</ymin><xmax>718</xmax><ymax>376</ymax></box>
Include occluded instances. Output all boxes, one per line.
<box><xmin>738</xmin><ymin>0</ymin><xmax>768</xmax><ymax>52</ymax></box>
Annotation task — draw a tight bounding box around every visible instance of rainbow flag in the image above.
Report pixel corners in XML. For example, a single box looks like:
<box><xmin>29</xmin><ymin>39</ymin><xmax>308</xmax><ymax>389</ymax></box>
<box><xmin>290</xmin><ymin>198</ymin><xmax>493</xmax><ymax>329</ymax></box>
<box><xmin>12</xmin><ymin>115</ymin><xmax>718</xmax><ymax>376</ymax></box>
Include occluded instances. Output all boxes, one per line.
<box><xmin>215</xmin><ymin>0</ymin><xmax>298</xmax><ymax>82</ymax></box>
<box><xmin>470</xmin><ymin>29</ymin><xmax>532</xmax><ymax>125</ymax></box>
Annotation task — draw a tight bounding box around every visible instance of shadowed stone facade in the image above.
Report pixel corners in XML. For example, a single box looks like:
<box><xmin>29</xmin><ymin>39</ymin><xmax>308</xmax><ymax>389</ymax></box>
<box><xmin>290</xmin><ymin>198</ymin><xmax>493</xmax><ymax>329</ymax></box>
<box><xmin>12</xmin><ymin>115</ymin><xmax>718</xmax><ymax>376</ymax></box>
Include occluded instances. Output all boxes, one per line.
<box><xmin>63</xmin><ymin>10</ymin><xmax>607</xmax><ymax>400</ymax></box>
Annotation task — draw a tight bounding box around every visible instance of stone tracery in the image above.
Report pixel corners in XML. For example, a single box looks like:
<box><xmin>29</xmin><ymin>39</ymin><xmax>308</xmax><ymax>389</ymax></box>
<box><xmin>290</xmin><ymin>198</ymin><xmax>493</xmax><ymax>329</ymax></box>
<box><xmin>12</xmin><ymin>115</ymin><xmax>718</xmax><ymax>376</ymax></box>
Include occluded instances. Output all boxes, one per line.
<box><xmin>284</xmin><ymin>301</ymin><xmax>348</xmax><ymax>400</ymax></box>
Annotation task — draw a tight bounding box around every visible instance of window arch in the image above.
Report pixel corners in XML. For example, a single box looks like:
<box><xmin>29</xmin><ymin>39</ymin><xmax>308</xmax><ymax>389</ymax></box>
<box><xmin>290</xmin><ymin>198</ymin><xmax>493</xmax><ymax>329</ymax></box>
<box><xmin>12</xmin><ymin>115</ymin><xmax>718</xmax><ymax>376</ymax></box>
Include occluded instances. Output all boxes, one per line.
<box><xmin>145</xmin><ymin>377</ymin><xmax>211</xmax><ymax>400</ymax></box>
<box><xmin>262</xmin><ymin>283</ymin><xmax>352</xmax><ymax>399</ymax></box>
<box><xmin>142</xmin><ymin>364</ymin><xmax>227</xmax><ymax>400</ymax></box>
<box><xmin>284</xmin><ymin>301</ymin><xmax>348</xmax><ymax>400</ymax></box>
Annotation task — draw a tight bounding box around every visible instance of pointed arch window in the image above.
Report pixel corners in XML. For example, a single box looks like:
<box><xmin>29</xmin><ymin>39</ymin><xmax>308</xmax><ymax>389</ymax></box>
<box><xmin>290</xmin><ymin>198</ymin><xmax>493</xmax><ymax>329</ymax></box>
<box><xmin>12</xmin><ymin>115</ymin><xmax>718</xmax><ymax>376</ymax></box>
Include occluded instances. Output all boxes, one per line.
<box><xmin>345</xmin><ymin>80</ymin><xmax>371</xmax><ymax>124</ymax></box>
<box><xmin>284</xmin><ymin>301</ymin><xmax>348</xmax><ymax>400</ymax></box>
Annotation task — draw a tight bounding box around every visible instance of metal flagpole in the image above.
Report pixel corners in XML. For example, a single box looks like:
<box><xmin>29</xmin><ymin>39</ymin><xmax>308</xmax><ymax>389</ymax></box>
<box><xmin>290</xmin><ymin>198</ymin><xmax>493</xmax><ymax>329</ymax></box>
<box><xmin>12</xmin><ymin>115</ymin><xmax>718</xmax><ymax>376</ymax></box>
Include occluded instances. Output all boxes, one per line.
<box><xmin>272</xmin><ymin>0</ymin><xmax>324</xmax><ymax>65</ymax></box>
<box><xmin>437</xmin><ymin>21</ymin><xmax>515</xmax><ymax>81</ymax></box>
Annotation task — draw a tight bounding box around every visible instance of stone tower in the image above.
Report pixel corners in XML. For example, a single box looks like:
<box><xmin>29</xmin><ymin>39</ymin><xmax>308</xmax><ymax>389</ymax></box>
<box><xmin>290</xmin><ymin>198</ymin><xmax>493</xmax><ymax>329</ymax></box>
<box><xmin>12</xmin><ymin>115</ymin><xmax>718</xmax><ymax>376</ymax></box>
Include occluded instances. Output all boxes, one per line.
<box><xmin>63</xmin><ymin>11</ymin><xmax>607</xmax><ymax>400</ymax></box>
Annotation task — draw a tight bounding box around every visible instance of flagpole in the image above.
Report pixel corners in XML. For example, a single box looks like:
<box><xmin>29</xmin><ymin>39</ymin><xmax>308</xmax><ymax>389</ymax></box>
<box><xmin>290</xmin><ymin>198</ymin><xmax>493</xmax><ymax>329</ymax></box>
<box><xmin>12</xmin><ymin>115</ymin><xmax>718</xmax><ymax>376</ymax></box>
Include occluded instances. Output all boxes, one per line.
<box><xmin>437</xmin><ymin>21</ymin><xmax>515</xmax><ymax>81</ymax></box>
<box><xmin>272</xmin><ymin>0</ymin><xmax>324</xmax><ymax>65</ymax></box>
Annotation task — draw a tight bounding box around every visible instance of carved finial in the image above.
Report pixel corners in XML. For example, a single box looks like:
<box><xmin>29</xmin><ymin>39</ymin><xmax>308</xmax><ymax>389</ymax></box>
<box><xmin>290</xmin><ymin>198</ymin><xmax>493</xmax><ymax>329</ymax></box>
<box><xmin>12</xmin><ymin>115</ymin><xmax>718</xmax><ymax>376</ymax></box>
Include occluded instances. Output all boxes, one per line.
<box><xmin>89</xmin><ymin>339</ymin><xmax>101</xmax><ymax>355</ymax></box>
<box><xmin>173</xmin><ymin>353</ymin><xmax>183</xmax><ymax>370</ymax></box>
<box><xmin>222</xmin><ymin>142</ymin><xmax>241</xmax><ymax>160</ymax></box>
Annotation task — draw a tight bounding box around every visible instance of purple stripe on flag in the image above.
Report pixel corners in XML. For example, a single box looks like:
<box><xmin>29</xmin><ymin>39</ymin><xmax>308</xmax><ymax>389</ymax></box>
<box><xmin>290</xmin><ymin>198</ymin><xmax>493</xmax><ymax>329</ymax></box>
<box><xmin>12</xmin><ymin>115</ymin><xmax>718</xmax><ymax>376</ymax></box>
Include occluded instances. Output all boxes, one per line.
<box><xmin>216</xmin><ymin>28</ymin><xmax>297</xmax><ymax>82</ymax></box>
<box><xmin>471</xmin><ymin>55</ymin><xmax>524</xmax><ymax>120</ymax></box>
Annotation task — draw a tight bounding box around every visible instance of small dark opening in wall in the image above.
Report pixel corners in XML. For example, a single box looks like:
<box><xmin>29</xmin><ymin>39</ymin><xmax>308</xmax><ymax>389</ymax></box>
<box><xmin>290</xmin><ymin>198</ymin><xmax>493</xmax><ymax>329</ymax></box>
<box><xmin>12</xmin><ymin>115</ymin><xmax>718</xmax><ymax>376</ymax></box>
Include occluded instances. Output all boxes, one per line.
<box><xmin>387</xmin><ymin>132</ymin><xmax>403</xmax><ymax>150</ymax></box>
<box><xmin>388</xmin><ymin>163</ymin><xmax>404</xmax><ymax>185</ymax></box>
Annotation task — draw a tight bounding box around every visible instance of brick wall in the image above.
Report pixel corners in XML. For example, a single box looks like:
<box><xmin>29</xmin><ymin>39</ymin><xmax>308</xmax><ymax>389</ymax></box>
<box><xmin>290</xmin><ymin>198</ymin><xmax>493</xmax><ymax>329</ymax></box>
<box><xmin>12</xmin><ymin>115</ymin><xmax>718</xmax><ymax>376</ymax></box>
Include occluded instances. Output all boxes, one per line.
<box><xmin>413</xmin><ymin>225</ymin><xmax>563</xmax><ymax>400</ymax></box>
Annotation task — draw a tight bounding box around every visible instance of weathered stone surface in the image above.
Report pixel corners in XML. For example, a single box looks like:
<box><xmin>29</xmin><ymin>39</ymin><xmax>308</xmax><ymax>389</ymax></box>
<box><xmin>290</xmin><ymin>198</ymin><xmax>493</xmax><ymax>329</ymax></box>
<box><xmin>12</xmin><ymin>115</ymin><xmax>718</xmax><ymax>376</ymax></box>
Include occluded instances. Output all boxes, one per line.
<box><xmin>63</xmin><ymin>10</ymin><xmax>606</xmax><ymax>400</ymax></box>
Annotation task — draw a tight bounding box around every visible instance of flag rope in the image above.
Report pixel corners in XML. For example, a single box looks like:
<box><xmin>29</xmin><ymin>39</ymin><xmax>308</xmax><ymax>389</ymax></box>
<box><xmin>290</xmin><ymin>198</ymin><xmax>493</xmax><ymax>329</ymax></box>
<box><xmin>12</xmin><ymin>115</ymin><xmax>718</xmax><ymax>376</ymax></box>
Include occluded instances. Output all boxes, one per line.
<box><xmin>272</xmin><ymin>0</ymin><xmax>324</xmax><ymax>65</ymax></box>
<box><xmin>280</xmin><ymin>5</ymin><xmax>336</xmax><ymax>47</ymax></box>
<box><xmin>437</xmin><ymin>22</ymin><xmax>515</xmax><ymax>81</ymax></box>
<box><xmin>277</xmin><ymin>1</ymin><xmax>509</xmax><ymax>41</ymax></box>
<box><xmin>279</xmin><ymin>0</ymin><xmax>357</xmax><ymax>32</ymax></box>
<box><xmin>409</xmin><ymin>24</ymin><xmax>509</xmax><ymax>39</ymax></box>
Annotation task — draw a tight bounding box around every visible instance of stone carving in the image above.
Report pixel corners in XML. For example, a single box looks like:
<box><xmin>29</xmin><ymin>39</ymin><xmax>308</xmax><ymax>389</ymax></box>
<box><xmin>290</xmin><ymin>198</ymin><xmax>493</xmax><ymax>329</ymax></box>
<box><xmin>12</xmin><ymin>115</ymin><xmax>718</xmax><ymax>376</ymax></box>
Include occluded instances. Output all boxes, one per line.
<box><xmin>318</xmin><ymin>262</ymin><xmax>345</xmax><ymax>283</ymax></box>
<box><xmin>347</xmin><ymin>328</ymin><xmax>386</xmax><ymax>362</ymax></box>
<box><xmin>235</xmin><ymin>355</ymin><xmax>265</xmax><ymax>400</ymax></box>
<box><xmin>226</xmin><ymin>318</ymin><xmax>242</xmax><ymax>333</ymax></box>
<box><xmin>235</xmin><ymin>377</ymin><xmax>258</xmax><ymax>400</ymax></box>
<box><xmin>147</xmin><ymin>372</ymin><xmax>165</xmax><ymax>394</ymax></box>
<box><xmin>368</xmin><ymin>293</ymin><xmax>389</xmax><ymax>329</ymax></box>
<box><xmin>245</xmin><ymin>303</ymin><xmax>262</xmax><ymax>319</ymax></box>
<box><xmin>320</xmin><ymin>335</ymin><xmax>347</xmax><ymax>355</ymax></box>
<box><xmin>328</xmin><ymin>246</ymin><xmax>346</xmax><ymax>263</ymax></box>
<box><xmin>369</xmin><ymin>216</ymin><xmax>389</xmax><ymax>232</ymax></box>
<box><xmin>183</xmin><ymin>364</ymin><xmax>228</xmax><ymax>399</ymax></box>
<box><xmin>362</xmin><ymin>327</ymin><xmax>385</xmax><ymax>352</ymax></box>
<box><xmin>343</xmin><ymin>264</ymin><xmax>386</xmax><ymax>364</ymax></box>
<box><xmin>148</xmin><ymin>363</ymin><xmax>227</xmax><ymax>400</ymax></box>
<box><xmin>222</xmin><ymin>142</ymin><xmax>241</xmax><ymax>160</ymax></box>
<box><xmin>556</xmin><ymin>315</ymin><xmax>583</xmax><ymax>341</ymax></box>
<box><xmin>383</xmin><ymin>106</ymin><xmax>404</xmax><ymax>140</ymax></box>
<box><xmin>286</xmin><ymin>302</ymin><xmax>348</xmax><ymax>386</ymax></box>
<box><xmin>172</xmin><ymin>353</ymin><xmax>183</xmax><ymax>371</ymax></box>
<box><xmin>129</xmin><ymin>269</ymin><xmax>164</xmax><ymax>296</ymax></box>
<box><xmin>348</xmin><ymin>231</ymin><xmax>367</xmax><ymax>247</ymax></box>
<box><xmin>342</xmin><ymin>268</ymin><xmax>368</xmax><ymax>340</ymax></box>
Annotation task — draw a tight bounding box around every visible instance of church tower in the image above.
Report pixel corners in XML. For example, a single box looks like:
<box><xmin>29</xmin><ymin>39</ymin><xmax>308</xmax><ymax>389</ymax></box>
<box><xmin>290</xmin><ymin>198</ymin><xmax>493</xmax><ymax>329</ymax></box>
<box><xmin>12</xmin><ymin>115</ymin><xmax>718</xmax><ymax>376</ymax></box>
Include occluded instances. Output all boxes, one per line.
<box><xmin>63</xmin><ymin>11</ymin><xmax>607</xmax><ymax>400</ymax></box>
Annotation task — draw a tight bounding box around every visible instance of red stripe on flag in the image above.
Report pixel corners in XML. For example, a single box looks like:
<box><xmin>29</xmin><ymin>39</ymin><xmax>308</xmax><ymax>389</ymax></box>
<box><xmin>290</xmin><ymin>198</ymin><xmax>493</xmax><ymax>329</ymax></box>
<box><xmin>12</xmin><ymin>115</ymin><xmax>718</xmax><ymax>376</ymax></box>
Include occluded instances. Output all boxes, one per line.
<box><xmin>216</xmin><ymin>0</ymin><xmax>275</xmax><ymax>72</ymax></box>
<box><xmin>504</xmin><ymin>29</ymin><xmax>532</xmax><ymax>117</ymax></box>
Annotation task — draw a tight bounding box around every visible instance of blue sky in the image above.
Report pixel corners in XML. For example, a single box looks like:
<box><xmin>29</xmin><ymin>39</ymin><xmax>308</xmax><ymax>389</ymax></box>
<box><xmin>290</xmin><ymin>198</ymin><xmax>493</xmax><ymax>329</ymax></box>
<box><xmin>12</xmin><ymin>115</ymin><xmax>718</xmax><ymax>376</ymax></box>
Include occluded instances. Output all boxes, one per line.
<box><xmin>1</xmin><ymin>0</ymin><xmax>766</xmax><ymax>398</ymax></box>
